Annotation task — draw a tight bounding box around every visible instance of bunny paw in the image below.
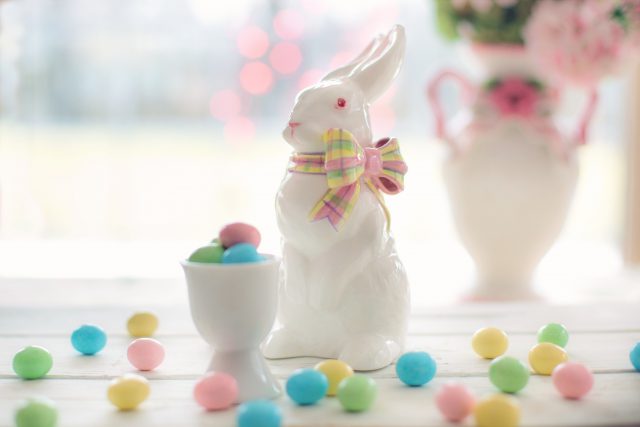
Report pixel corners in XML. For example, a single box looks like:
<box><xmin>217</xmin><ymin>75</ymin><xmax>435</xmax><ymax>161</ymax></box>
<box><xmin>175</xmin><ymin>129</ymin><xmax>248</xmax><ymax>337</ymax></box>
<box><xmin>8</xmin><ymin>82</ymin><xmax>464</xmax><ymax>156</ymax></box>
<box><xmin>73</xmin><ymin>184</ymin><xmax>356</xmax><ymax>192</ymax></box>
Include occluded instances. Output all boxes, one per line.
<box><xmin>339</xmin><ymin>334</ymin><xmax>401</xmax><ymax>371</ymax></box>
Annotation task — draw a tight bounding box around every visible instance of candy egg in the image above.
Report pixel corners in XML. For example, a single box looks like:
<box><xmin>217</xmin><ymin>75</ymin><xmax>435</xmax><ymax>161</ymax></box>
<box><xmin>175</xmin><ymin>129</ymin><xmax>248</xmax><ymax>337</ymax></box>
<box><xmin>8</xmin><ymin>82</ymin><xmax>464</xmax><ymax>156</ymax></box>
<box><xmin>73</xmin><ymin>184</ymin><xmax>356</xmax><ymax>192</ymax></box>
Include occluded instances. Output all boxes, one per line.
<box><xmin>107</xmin><ymin>374</ymin><xmax>150</xmax><ymax>410</ymax></box>
<box><xmin>472</xmin><ymin>327</ymin><xmax>509</xmax><ymax>359</ymax></box>
<box><xmin>127</xmin><ymin>311</ymin><xmax>159</xmax><ymax>337</ymax></box>
<box><xmin>528</xmin><ymin>342</ymin><xmax>568</xmax><ymax>375</ymax></box>
<box><xmin>14</xmin><ymin>397</ymin><xmax>57</xmax><ymax>427</ymax></box>
<box><xmin>188</xmin><ymin>243</ymin><xmax>224</xmax><ymax>264</ymax></box>
<box><xmin>630</xmin><ymin>342</ymin><xmax>640</xmax><ymax>372</ymax></box>
<box><xmin>219</xmin><ymin>222</ymin><xmax>261</xmax><ymax>249</ymax></box>
<box><xmin>222</xmin><ymin>243</ymin><xmax>263</xmax><ymax>264</ymax></box>
<box><xmin>474</xmin><ymin>394</ymin><xmax>521</xmax><ymax>427</ymax></box>
<box><xmin>537</xmin><ymin>323</ymin><xmax>569</xmax><ymax>348</ymax></box>
<box><xmin>286</xmin><ymin>368</ymin><xmax>329</xmax><ymax>405</ymax></box>
<box><xmin>489</xmin><ymin>356</ymin><xmax>530</xmax><ymax>393</ymax></box>
<box><xmin>552</xmin><ymin>362</ymin><xmax>594</xmax><ymax>399</ymax></box>
<box><xmin>395</xmin><ymin>351</ymin><xmax>437</xmax><ymax>386</ymax></box>
<box><xmin>237</xmin><ymin>400</ymin><xmax>282</xmax><ymax>427</ymax></box>
<box><xmin>314</xmin><ymin>359</ymin><xmax>354</xmax><ymax>396</ymax></box>
<box><xmin>194</xmin><ymin>372</ymin><xmax>238</xmax><ymax>411</ymax></box>
<box><xmin>127</xmin><ymin>338</ymin><xmax>165</xmax><ymax>371</ymax></box>
<box><xmin>71</xmin><ymin>324</ymin><xmax>107</xmax><ymax>355</ymax></box>
<box><xmin>435</xmin><ymin>382</ymin><xmax>475</xmax><ymax>422</ymax></box>
<box><xmin>13</xmin><ymin>346</ymin><xmax>53</xmax><ymax>380</ymax></box>
<box><xmin>336</xmin><ymin>375</ymin><xmax>377</xmax><ymax>412</ymax></box>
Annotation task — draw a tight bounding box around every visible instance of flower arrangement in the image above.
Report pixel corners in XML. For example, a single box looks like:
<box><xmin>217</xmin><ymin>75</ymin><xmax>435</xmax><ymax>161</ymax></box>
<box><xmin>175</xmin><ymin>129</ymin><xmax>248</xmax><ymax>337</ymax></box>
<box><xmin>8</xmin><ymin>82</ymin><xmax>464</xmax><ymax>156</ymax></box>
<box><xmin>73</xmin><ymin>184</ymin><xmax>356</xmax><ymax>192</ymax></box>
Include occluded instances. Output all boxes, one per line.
<box><xmin>434</xmin><ymin>0</ymin><xmax>640</xmax><ymax>86</ymax></box>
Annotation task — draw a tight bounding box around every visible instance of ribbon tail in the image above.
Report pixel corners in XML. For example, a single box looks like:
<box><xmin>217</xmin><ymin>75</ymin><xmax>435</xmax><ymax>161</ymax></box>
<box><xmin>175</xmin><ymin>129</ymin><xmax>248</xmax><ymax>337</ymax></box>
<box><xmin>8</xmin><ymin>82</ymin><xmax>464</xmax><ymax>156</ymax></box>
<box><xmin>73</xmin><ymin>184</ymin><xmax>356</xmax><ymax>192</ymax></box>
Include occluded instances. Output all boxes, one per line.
<box><xmin>309</xmin><ymin>182</ymin><xmax>361</xmax><ymax>230</ymax></box>
<box><xmin>364</xmin><ymin>179</ymin><xmax>391</xmax><ymax>232</ymax></box>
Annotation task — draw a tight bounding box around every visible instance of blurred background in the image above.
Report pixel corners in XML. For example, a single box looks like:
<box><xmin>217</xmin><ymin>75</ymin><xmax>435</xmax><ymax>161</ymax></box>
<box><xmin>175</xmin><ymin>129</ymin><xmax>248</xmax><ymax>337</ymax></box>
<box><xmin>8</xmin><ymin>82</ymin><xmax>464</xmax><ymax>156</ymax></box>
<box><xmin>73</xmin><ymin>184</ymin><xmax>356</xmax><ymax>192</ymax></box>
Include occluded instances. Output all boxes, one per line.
<box><xmin>0</xmin><ymin>0</ymin><xmax>636</xmax><ymax>304</ymax></box>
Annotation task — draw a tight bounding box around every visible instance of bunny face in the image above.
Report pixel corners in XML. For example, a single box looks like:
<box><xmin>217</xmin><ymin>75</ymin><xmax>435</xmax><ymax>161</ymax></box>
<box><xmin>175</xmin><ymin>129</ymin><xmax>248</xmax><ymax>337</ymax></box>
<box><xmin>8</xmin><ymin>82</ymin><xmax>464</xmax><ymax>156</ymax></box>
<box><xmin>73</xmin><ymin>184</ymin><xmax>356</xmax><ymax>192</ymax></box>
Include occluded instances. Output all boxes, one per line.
<box><xmin>282</xmin><ymin>25</ymin><xmax>406</xmax><ymax>154</ymax></box>
<box><xmin>282</xmin><ymin>79</ymin><xmax>371</xmax><ymax>153</ymax></box>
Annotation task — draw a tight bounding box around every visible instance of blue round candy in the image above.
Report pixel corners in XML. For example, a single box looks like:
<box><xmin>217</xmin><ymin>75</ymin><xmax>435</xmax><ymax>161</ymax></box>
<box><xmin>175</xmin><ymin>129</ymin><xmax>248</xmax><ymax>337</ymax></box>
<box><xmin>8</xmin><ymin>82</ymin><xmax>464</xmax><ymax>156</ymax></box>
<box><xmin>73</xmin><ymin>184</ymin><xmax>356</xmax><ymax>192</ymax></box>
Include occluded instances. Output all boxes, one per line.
<box><xmin>237</xmin><ymin>400</ymin><xmax>282</xmax><ymax>427</ymax></box>
<box><xmin>222</xmin><ymin>243</ymin><xmax>263</xmax><ymax>264</ymax></box>
<box><xmin>395</xmin><ymin>351</ymin><xmax>437</xmax><ymax>386</ymax></box>
<box><xmin>286</xmin><ymin>368</ymin><xmax>328</xmax><ymax>405</ymax></box>
<box><xmin>631</xmin><ymin>342</ymin><xmax>640</xmax><ymax>372</ymax></box>
<box><xmin>71</xmin><ymin>324</ymin><xmax>107</xmax><ymax>355</ymax></box>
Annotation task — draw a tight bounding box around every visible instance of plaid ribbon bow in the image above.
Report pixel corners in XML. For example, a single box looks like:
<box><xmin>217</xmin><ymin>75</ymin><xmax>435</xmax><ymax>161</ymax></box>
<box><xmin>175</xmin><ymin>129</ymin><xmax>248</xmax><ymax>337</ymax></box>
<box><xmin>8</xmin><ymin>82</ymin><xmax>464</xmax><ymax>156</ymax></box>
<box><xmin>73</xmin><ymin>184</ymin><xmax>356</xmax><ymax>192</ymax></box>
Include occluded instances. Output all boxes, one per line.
<box><xmin>288</xmin><ymin>128</ymin><xmax>407</xmax><ymax>231</ymax></box>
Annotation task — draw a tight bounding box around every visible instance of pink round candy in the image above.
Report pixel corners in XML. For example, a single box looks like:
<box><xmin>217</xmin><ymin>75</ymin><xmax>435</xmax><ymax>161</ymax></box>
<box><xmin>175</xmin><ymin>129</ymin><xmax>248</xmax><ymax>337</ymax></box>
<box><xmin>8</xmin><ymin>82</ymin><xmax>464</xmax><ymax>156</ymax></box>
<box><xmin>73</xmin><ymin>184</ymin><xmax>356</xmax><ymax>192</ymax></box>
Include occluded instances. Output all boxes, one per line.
<box><xmin>219</xmin><ymin>222</ymin><xmax>261</xmax><ymax>249</ymax></box>
<box><xmin>194</xmin><ymin>372</ymin><xmax>238</xmax><ymax>411</ymax></box>
<box><xmin>435</xmin><ymin>382</ymin><xmax>475</xmax><ymax>422</ymax></box>
<box><xmin>127</xmin><ymin>338</ymin><xmax>165</xmax><ymax>371</ymax></box>
<box><xmin>552</xmin><ymin>362</ymin><xmax>594</xmax><ymax>399</ymax></box>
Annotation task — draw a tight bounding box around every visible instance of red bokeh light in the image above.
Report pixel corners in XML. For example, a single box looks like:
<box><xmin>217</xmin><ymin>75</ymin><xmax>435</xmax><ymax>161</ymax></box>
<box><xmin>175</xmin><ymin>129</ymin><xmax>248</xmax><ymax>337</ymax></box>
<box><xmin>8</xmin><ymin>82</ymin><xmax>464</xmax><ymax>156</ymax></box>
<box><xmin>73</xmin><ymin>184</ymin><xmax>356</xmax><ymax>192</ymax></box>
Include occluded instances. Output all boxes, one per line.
<box><xmin>297</xmin><ymin>68</ymin><xmax>324</xmax><ymax>90</ymax></box>
<box><xmin>239</xmin><ymin>61</ymin><xmax>274</xmax><ymax>95</ymax></box>
<box><xmin>273</xmin><ymin>9</ymin><xmax>305</xmax><ymax>40</ymax></box>
<box><xmin>209</xmin><ymin>90</ymin><xmax>242</xmax><ymax>122</ymax></box>
<box><xmin>236</xmin><ymin>26</ymin><xmax>269</xmax><ymax>59</ymax></box>
<box><xmin>269</xmin><ymin>42</ymin><xmax>302</xmax><ymax>75</ymax></box>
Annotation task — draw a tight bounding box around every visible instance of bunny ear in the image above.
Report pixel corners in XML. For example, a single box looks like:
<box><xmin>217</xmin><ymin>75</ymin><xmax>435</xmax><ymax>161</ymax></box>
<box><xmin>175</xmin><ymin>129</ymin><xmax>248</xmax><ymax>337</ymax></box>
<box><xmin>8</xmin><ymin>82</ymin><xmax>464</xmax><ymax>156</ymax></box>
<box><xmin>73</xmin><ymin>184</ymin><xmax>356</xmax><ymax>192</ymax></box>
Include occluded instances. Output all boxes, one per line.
<box><xmin>349</xmin><ymin>25</ymin><xmax>406</xmax><ymax>102</ymax></box>
<box><xmin>321</xmin><ymin>34</ymin><xmax>384</xmax><ymax>81</ymax></box>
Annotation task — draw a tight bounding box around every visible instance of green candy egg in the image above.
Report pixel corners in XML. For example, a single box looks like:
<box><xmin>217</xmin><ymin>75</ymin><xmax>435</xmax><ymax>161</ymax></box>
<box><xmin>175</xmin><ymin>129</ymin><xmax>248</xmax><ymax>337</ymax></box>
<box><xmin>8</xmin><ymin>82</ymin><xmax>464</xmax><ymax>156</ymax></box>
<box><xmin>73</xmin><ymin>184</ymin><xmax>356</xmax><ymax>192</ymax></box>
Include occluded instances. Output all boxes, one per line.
<box><xmin>537</xmin><ymin>323</ymin><xmax>569</xmax><ymax>348</ymax></box>
<box><xmin>489</xmin><ymin>356</ymin><xmax>530</xmax><ymax>394</ymax></box>
<box><xmin>337</xmin><ymin>375</ymin><xmax>377</xmax><ymax>412</ymax></box>
<box><xmin>15</xmin><ymin>398</ymin><xmax>58</xmax><ymax>427</ymax></box>
<box><xmin>13</xmin><ymin>346</ymin><xmax>53</xmax><ymax>380</ymax></box>
<box><xmin>188</xmin><ymin>243</ymin><xmax>224</xmax><ymax>263</ymax></box>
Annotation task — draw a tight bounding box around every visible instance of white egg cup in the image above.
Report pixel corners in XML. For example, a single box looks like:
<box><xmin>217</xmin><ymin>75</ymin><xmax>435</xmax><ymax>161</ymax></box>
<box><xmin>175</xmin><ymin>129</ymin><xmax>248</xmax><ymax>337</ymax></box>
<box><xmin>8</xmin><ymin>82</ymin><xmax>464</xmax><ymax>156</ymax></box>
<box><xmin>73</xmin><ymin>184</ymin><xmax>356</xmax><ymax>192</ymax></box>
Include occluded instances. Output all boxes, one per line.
<box><xmin>181</xmin><ymin>255</ymin><xmax>281</xmax><ymax>402</ymax></box>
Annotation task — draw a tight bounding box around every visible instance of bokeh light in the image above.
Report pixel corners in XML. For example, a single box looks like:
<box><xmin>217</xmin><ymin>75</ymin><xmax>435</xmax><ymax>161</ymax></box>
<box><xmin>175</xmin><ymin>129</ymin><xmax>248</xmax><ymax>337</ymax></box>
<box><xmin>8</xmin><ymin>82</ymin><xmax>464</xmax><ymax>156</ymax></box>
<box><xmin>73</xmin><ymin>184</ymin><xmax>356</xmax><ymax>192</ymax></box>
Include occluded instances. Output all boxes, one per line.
<box><xmin>273</xmin><ymin>9</ymin><xmax>305</xmax><ymax>40</ymax></box>
<box><xmin>236</xmin><ymin>25</ymin><xmax>269</xmax><ymax>59</ymax></box>
<box><xmin>269</xmin><ymin>42</ymin><xmax>302</xmax><ymax>75</ymax></box>
<box><xmin>239</xmin><ymin>61</ymin><xmax>274</xmax><ymax>95</ymax></box>
<box><xmin>297</xmin><ymin>68</ymin><xmax>325</xmax><ymax>90</ymax></box>
<box><xmin>223</xmin><ymin>116</ymin><xmax>255</xmax><ymax>143</ymax></box>
<box><xmin>209</xmin><ymin>89</ymin><xmax>242</xmax><ymax>122</ymax></box>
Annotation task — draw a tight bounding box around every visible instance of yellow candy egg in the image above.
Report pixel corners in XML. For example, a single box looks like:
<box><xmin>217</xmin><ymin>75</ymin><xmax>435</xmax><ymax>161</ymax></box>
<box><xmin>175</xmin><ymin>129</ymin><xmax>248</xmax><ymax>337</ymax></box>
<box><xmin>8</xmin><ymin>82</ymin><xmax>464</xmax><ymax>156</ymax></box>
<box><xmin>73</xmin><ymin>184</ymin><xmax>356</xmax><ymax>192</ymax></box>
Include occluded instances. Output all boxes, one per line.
<box><xmin>127</xmin><ymin>312</ymin><xmax>159</xmax><ymax>337</ymax></box>
<box><xmin>474</xmin><ymin>394</ymin><xmax>521</xmax><ymax>427</ymax></box>
<box><xmin>107</xmin><ymin>374</ymin><xmax>150</xmax><ymax>410</ymax></box>
<box><xmin>528</xmin><ymin>342</ymin><xmax>568</xmax><ymax>375</ymax></box>
<box><xmin>314</xmin><ymin>359</ymin><xmax>354</xmax><ymax>396</ymax></box>
<box><xmin>472</xmin><ymin>327</ymin><xmax>509</xmax><ymax>359</ymax></box>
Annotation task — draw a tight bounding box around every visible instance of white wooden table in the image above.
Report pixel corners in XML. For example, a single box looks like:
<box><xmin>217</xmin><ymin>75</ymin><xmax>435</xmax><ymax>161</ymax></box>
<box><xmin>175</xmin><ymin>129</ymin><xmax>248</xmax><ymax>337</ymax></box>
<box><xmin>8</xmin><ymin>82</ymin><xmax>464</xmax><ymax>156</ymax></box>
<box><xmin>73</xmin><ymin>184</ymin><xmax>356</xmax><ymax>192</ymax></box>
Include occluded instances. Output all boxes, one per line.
<box><xmin>1</xmin><ymin>278</ymin><xmax>639</xmax><ymax>426</ymax></box>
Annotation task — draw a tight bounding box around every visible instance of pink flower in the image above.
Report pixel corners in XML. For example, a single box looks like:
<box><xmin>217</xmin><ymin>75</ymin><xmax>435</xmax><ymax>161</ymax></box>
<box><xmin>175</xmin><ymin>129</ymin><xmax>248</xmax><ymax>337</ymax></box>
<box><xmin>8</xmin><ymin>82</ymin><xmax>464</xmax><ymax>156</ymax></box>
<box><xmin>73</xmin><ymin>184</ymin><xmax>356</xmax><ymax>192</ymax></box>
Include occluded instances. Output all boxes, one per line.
<box><xmin>524</xmin><ymin>0</ymin><xmax>629</xmax><ymax>87</ymax></box>
<box><xmin>488</xmin><ymin>78</ymin><xmax>539</xmax><ymax>118</ymax></box>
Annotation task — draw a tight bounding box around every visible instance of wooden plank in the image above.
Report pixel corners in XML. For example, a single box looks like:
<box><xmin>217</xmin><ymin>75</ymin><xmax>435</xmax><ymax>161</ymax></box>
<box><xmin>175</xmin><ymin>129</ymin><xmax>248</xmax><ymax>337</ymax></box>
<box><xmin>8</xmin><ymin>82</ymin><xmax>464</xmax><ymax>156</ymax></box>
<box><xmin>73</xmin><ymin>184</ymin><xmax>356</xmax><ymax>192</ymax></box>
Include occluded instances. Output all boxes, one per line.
<box><xmin>1</xmin><ymin>304</ymin><xmax>639</xmax><ymax>336</ymax></box>
<box><xmin>0</xmin><ymin>374</ymin><xmax>638</xmax><ymax>427</ymax></box>
<box><xmin>0</xmin><ymin>332</ymin><xmax>637</xmax><ymax>379</ymax></box>
<box><xmin>625</xmin><ymin>62</ymin><xmax>640</xmax><ymax>265</ymax></box>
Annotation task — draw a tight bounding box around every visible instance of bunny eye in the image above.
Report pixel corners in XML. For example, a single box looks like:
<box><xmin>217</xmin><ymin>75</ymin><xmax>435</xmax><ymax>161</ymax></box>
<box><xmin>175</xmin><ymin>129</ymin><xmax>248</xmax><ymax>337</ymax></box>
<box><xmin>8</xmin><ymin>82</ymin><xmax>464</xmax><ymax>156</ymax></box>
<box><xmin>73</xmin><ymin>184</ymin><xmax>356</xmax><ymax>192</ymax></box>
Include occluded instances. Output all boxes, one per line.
<box><xmin>335</xmin><ymin>97</ymin><xmax>347</xmax><ymax>109</ymax></box>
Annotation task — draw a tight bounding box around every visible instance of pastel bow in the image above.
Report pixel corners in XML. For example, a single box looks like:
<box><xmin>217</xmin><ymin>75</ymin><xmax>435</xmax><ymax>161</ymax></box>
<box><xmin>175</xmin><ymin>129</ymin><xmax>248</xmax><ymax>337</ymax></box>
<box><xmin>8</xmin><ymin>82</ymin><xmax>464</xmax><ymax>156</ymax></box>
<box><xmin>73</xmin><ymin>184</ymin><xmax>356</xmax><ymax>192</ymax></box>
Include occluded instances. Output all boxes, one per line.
<box><xmin>288</xmin><ymin>128</ymin><xmax>407</xmax><ymax>231</ymax></box>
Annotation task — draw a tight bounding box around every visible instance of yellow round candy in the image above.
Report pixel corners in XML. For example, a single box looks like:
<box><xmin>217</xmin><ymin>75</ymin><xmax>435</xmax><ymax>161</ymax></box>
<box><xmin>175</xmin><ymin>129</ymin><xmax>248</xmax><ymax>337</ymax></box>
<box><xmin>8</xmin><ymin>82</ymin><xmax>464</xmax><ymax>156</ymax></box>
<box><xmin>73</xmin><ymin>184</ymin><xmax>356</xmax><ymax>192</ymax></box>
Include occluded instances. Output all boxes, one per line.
<box><xmin>314</xmin><ymin>359</ymin><xmax>354</xmax><ymax>396</ymax></box>
<box><xmin>107</xmin><ymin>374</ymin><xmax>150</xmax><ymax>410</ymax></box>
<box><xmin>472</xmin><ymin>327</ymin><xmax>509</xmax><ymax>359</ymax></box>
<box><xmin>127</xmin><ymin>312</ymin><xmax>159</xmax><ymax>337</ymax></box>
<box><xmin>474</xmin><ymin>394</ymin><xmax>521</xmax><ymax>427</ymax></box>
<box><xmin>528</xmin><ymin>342</ymin><xmax>568</xmax><ymax>375</ymax></box>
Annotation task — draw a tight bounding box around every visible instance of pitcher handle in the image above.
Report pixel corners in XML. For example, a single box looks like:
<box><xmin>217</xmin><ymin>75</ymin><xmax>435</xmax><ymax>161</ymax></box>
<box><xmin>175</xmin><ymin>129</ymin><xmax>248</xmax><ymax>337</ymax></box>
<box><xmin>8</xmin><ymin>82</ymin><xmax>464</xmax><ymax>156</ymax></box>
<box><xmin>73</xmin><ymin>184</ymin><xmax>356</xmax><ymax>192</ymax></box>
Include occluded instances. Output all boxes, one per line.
<box><xmin>426</xmin><ymin>69</ymin><xmax>475</xmax><ymax>151</ymax></box>
<box><xmin>574</xmin><ymin>88</ymin><xmax>599</xmax><ymax>147</ymax></box>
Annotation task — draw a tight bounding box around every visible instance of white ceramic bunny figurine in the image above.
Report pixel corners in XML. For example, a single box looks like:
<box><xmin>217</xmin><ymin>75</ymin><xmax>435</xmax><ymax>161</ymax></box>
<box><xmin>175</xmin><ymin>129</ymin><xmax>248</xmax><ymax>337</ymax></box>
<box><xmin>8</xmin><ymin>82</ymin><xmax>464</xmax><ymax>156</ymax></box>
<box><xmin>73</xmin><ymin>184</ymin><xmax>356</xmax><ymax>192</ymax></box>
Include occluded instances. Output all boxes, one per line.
<box><xmin>264</xmin><ymin>25</ymin><xmax>410</xmax><ymax>371</ymax></box>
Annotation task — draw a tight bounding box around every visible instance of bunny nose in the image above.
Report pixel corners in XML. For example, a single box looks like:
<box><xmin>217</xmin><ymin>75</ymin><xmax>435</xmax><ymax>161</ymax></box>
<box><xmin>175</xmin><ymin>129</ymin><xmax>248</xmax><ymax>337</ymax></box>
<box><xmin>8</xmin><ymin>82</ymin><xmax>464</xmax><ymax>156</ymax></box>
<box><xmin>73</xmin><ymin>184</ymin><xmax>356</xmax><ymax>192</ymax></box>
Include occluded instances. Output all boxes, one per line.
<box><xmin>289</xmin><ymin>122</ymin><xmax>301</xmax><ymax>128</ymax></box>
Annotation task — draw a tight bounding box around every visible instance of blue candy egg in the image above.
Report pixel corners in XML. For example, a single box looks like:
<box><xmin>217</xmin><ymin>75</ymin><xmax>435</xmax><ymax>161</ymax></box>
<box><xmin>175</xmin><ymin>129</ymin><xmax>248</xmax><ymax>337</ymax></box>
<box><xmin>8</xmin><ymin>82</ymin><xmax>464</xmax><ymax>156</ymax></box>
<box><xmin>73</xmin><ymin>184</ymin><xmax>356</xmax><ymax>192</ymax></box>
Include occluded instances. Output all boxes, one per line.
<box><xmin>286</xmin><ymin>368</ymin><xmax>328</xmax><ymax>405</ymax></box>
<box><xmin>222</xmin><ymin>243</ymin><xmax>263</xmax><ymax>264</ymax></box>
<box><xmin>631</xmin><ymin>342</ymin><xmax>640</xmax><ymax>372</ymax></box>
<box><xmin>71</xmin><ymin>324</ymin><xmax>107</xmax><ymax>355</ymax></box>
<box><xmin>237</xmin><ymin>400</ymin><xmax>282</xmax><ymax>427</ymax></box>
<box><xmin>395</xmin><ymin>351</ymin><xmax>437</xmax><ymax>386</ymax></box>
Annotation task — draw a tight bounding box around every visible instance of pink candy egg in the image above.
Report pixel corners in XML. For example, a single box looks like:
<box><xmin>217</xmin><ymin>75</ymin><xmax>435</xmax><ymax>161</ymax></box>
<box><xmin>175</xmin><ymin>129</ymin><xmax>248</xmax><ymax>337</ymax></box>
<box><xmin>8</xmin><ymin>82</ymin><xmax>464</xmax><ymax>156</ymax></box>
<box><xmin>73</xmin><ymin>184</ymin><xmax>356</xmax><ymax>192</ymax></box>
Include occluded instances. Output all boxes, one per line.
<box><xmin>194</xmin><ymin>372</ymin><xmax>238</xmax><ymax>411</ymax></box>
<box><xmin>435</xmin><ymin>382</ymin><xmax>475</xmax><ymax>422</ymax></box>
<box><xmin>219</xmin><ymin>222</ymin><xmax>261</xmax><ymax>249</ymax></box>
<box><xmin>552</xmin><ymin>362</ymin><xmax>594</xmax><ymax>399</ymax></box>
<box><xmin>127</xmin><ymin>338</ymin><xmax>165</xmax><ymax>371</ymax></box>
